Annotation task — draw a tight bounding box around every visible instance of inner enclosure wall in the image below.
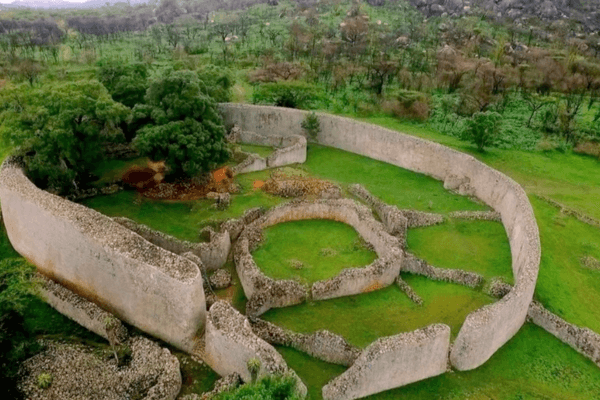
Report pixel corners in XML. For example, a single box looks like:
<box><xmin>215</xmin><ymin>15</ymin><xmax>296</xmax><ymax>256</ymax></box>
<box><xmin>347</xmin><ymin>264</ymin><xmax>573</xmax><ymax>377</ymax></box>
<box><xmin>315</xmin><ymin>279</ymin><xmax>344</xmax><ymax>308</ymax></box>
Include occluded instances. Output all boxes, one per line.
<box><xmin>219</xmin><ymin>103</ymin><xmax>541</xmax><ymax>370</ymax></box>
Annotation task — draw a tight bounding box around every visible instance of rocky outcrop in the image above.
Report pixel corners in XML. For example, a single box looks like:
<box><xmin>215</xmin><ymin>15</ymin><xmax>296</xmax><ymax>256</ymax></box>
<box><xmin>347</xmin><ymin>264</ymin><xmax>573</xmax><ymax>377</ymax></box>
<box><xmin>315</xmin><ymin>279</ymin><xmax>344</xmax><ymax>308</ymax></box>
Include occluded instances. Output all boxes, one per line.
<box><xmin>19</xmin><ymin>336</ymin><xmax>181</xmax><ymax>400</ymax></box>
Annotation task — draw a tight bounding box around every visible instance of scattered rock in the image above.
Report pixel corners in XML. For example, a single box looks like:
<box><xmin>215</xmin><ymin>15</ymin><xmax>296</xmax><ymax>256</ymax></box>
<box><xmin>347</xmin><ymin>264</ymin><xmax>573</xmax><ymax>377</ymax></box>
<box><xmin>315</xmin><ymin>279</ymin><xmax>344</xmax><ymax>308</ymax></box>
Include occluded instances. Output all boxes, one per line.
<box><xmin>210</xmin><ymin>269</ymin><xmax>233</xmax><ymax>289</ymax></box>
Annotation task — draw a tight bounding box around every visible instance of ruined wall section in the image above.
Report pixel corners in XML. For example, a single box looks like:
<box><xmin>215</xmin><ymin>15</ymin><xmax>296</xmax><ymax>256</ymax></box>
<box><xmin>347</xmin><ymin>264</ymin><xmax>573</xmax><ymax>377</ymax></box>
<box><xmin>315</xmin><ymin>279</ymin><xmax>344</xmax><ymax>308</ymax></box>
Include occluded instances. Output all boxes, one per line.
<box><xmin>204</xmin><ymin>301</ymin><xmax>307</xmax><ymax>396</ymax></box>
<box><xmin>112</xmin><ymin>217</ymin><xmax>230</xmax><ymax>271</ymax></box>
<box><xmin>251</xmin><ymin>319</ymin><xmax>361</xmax><ymax>367</ymax></box>
<box><xmin>322</xmin><ymin>324</ymin><xmax>451</xmax><ymax>400</ymax></box>
<box><xmin>232</xmin><ymin>130</ymin><xmax>307</xmax><ymax>174</ymax></box>
<box><xmin>528</xmin><ymin>301</ymin><xmax>600</xmax><ymax>368</ymax></box>
<box><xmin>219</xmin><ymin>104</ymin><xmax>541</xmax><ymax>371</ymax></box>
<box><xmin>0</xmin><ymin>159</ymin><xmax>206</xmax><ymax>352</ymax></box>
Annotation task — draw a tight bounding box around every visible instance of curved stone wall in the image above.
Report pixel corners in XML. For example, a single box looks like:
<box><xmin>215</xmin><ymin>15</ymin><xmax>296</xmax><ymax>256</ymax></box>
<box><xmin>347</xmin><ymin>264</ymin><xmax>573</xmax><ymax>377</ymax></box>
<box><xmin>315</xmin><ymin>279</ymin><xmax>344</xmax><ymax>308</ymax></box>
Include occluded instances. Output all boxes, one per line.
<box><xmin>232</xmin><ymin>130</ymin><xmax>307</xmax><ymax>174</ymax></box>
<box><xmin>0</xmin><ymin>158</ymin><xmax>205</xmax><ymax>352</ymax></box>
<box><xmin>235</xmin><ymin>199</ymin><xmax>404</xmax><ymax>313</ymax></box>
<box><xmin>219</xmin><ymin>103</ymin><xmax>541</xmax><ymax>371</ymax></box>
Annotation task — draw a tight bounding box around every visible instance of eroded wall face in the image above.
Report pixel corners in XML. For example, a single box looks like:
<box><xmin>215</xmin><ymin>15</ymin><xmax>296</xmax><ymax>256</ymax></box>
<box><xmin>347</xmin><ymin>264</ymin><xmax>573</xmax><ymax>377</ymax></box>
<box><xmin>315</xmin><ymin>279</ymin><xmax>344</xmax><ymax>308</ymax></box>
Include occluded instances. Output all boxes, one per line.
<box><xmin>0</xmin><ymin>163</ymin><xmax>206</xmax><ymax>352</ymax></box>
<box><xmin>322</xmin><ymin>324</ymin><xmax>451</xmax><ymax>400</ymax></box>
<box><xmin>219</xmin><ymin>103</ymin><xmax>541</xmax><ymax>371</ymax></box>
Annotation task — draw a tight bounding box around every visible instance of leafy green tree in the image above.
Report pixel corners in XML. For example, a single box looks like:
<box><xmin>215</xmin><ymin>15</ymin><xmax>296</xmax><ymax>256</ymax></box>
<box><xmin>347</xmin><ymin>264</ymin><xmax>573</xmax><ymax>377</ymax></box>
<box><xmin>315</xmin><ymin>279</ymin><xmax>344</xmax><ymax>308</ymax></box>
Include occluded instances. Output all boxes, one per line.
<box><xmin>215</xmin><ymin>374</ymin><xmax>302</xmax><ymax>400</ymax></box>
<box><xmin>462</xmin><ymin>111</ymin><xmax>502</xmax><ymax>152</ymax></box>
<box><xmin>0</xmin><ymin>81</ymin><xmax>131</xmax><ymax>194</ymax></box>
<box><xmin>96</xmin><ymin>60</ymin><xmax>149</xmax><ymax>109</ymax></box>
<box><xmin>132</xmin><ymin>69</ymin><xmax>229</xmax><ymax>178</ymax></box>
<box><xmin>0</xmin><ymin>258</ymin><xmax>40</xmax><ymax>399</ymax></box>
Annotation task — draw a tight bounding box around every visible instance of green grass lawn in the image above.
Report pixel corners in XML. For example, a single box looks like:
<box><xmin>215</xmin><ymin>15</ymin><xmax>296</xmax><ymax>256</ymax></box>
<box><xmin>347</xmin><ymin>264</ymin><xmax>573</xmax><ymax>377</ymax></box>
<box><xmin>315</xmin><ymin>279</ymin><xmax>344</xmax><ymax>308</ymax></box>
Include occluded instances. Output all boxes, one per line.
<box><xmin>252</xmin><ymin>220</ymin><xmax>377</xmax><ymax>285</ymax></box>
<box><xmin>280</xmin><ymin>323</ymin><xmax>600</xmax><ymax>400</ymax></box>
<box><xmin>304</xmin><ymin>145</ymin><xmax>489</xmax><ymax>214</ymax></box>
<box><xmin>263</xmin><ymin>276</ymin><xmax>493</xmax><ymax>348</ymax></box>
<box><xmin>406</xmin><ymin>219</ymin><xmax>514</xmax><ymax>283</ymax></box>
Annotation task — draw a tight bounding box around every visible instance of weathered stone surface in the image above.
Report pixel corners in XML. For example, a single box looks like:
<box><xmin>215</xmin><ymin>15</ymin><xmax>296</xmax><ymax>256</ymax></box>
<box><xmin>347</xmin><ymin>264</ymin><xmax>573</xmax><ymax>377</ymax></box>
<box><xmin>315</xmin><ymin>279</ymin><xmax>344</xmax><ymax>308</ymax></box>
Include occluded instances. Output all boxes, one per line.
<box><xmin>19</xmin><ymin>336</ymin><xmax>181</xmax><ymax>400</ymax></box>
<box><xmin>251</xmin><ymin>319</ymin><xmax>360</xmax><ymax>367</ymax></box>
<box><xmin>322</xmin><ymin>324</ymin><xmax>451</xmax><ymax>400</ymax></box>
<box><xmin>402</xmin><ymin>252</ymin><xmax>484</xmax><ymax>288</ymax></box>
<box><xmin>0</xmin><ymin>158</ymin><xmax>205</xmax><ymax>352</ymax></box>
<box><xmin>40</xmin><ymin>275</ymin><xmax>128</xmax><ymax>344</ymax></box>
<box><xmin>210</xmin><ymin>269</ymin><xmax>233</xmax><ymax>290</ymax></box>
<box><xmin>231</xmin><ymin>128</ymin><xmax>307</xmax><ymax>174</ymax></box>
<box><xmin>219</xmin><ymin>104</ymin><xmax>540</xmax><ymax>372</ymax></box>
<box><xmin>204</xmin><ymin>301</ymin><xmax>307</xmax><ymax>396</ymax></box>
<box><xmin>449</xmin><ymin>210</ymin><xmax>502</xmax><ymax>221</ymax></box>
<box><xmin>113</xmin><ymin>216</ymin><xmax>230</xmax><ymax>271</ymax></box>
<box><xmin>528</xmin><ymin>301</ymin><xmax>600</xmax><ymax>368</ymax></box>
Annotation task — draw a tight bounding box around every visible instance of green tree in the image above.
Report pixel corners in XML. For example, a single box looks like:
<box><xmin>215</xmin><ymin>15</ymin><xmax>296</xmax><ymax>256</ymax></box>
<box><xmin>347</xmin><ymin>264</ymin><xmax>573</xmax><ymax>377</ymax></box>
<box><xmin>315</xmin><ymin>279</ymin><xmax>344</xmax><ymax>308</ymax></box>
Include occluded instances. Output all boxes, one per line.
<box><xmin>0</xmin><ymin>81</ymin><xmax>131</xmax><ymax>194</ymax></box>
<box><xmin>132</xmin><ymin>69</ymin><xmax>229</xmax><ymax>178</ymax></box>
<box><xmin>96</xmin><ymin>60</ymin><xmax>149</xmax><ymax>109</ymax></box>
<box><xmin>0</xmin><ymin>258</ymin><xmax>40</xmax><ymax>399</ymax></box>
<box><xmin>462</xmin><ymin>111</ymin><xmax>502</xmax><ymax>152</ymax></box>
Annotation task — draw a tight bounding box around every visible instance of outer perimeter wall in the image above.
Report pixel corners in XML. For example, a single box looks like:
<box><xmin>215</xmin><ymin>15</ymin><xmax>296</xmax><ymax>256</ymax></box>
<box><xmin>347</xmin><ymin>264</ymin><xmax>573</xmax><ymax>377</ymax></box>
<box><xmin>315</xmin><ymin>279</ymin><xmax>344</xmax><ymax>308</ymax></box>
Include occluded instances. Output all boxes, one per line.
<box><xmin>0</xmin><ymin>159</ymin><xmax>206</xmax><ymax>352</ymax></box>
<box><xmin>219</xmin><ymin>103</ymin><xmax>541</xmax><ymax>371</ymax></box>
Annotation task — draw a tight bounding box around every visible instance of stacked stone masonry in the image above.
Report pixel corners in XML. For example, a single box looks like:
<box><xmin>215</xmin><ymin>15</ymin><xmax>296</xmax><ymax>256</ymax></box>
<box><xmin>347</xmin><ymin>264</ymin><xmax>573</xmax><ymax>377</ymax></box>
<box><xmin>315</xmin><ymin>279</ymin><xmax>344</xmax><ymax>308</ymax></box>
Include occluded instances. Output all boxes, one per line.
<box><xmin>0</xmin><ymin>158</ymin><xmax>206</xmax><ymax>352</ymax></box>
<box><xmin>322</xmin><ymin>324</ymin><xmax>451</xmax><ymax>400</ymax></box>
<box><xmin>235</xmin><ymin>199</ymin><xmax>404</xmax><ymax>314</ymax></box>
<box><xmin>204</xmin><ymin>301</ymin><xmax>308</xmax><ymax>396</ymax></box>
<box><xmin>112</xmin><ymin>217</ymin><xmax>230</xmax><ymax>271</ymax></box>
<box><xmin>251</xmin><ymin>319</ymin><xmax>361</xmax><ymax>367</ymax></box>
<box><xmin>219</xmin><ymin>103</ymin><xmax>541</xmax><ymax>372</ymax></box>
<box><xmin>230</xmin><ymin>128</ymin><xmax>307</xmax><ymax>174</ymax></box>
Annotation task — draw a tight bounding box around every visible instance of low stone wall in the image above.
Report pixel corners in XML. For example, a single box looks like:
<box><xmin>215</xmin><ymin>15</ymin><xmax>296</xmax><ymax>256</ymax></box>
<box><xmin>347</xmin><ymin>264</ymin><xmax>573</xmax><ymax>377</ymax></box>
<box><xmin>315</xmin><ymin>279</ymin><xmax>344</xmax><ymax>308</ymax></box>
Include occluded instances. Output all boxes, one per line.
<box><xmin>402</xmin><ymin>253</ymin><xmax>484</xmax><ymax>288</ymax></box>
<box><xmin>113</xmin><ymin>217</ymin><xmax>230</xmax><ymax>271</ymax></box>
<box><xmin>232</xmin><ymin>129</ymin><xmax>307</xmax><ymax>174</ymax></box>
<box><xmin>322</xmin><ymin>324</ymin><xmax>451</xmax><ymax>400</ymax></box>
<box><xmin>449</xmin><ymin>210</ymin><xmax>502</xmax><ymax>221</ymax></box>
<box><xmin>234</xmin><ymin>237</ymin><xmax>308</xmax><ymax>317</ymax></box>
<box><xmin>220</xmin><ymin>104</ymin><xmax>541</xmax><ymax>371</ymax></box>
<box><xmin>204</xmin><ymin>301</ymin><xmax>307</xmax><ymax>396</ymax></box>
<box><xmin>528</xmin><ymin>301</ymin><xmax>600</xmax><ymax>368</ymax></box>
<box><xmin>0</xmin><ymin>158</ymin><xmax>205</xmax><ymax>352</ymax></box>
<box><xmin>251</xmin><ymin>319</ymin><xmax>360</xmax><ymax>367</ymax></box>
<box><xmin>236</xmin><ymin>199</ymin><xmax>403</xmax><ymax>307</ymax></box>
<box><xmin>40</xmin><ymin>276</ymin><xmax>128</xmax><ymax>344</ymax></box>
<box><xmin>221</xmin><ymin>207</ymin><xmax>264</xmax><ymax>242</ymax></box>
<box><xmin>312</xmin><ymin>257</ymin><xmax>401</xmax><ymax>301</ymax></box>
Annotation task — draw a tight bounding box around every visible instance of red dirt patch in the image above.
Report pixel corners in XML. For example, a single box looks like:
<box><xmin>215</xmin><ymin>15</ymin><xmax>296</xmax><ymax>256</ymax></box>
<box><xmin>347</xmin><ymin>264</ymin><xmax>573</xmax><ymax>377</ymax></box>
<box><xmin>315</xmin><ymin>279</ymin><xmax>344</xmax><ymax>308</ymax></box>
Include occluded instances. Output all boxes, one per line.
<box><xmin>253</xmin><ymin>180</ymin><xmax>265</xmax><ymax>189</ymax></box>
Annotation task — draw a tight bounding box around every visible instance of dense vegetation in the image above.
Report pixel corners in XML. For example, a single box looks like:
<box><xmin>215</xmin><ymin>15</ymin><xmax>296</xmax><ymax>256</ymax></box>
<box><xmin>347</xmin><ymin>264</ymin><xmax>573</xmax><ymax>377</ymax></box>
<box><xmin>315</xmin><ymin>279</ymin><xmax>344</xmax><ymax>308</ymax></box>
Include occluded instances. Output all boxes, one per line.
<box><xmin>0</xmin><ymin>0</ymin><xmax>599</xmax><ymax>399</ymax></box>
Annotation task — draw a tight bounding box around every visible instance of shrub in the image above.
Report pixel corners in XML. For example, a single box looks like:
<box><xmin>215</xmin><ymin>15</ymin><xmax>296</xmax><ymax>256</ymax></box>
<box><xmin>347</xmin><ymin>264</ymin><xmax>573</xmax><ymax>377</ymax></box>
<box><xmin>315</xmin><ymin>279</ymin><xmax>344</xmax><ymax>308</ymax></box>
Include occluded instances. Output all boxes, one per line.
<box><xmin>37</xmin><ymin>373</ymin><xmax>52</xmax><ymax>389</ymax></box>
<box><xmin>215</xmin><ymin>374</ymin><xmax>301</xmax><ymax>400</ymax></box>
<box><xmin>252</xmin><ymin>81</ymin><xmax>324</xmax><ymax>109</ymax></box>
<box><xmin>574</xmin><ymin>141</ymin><xmax>600</xmax><ymax>159</ymax></box>
<box><xmin>247</xmin><ymin>358</ymin><xmax>261</xmax><ymax>383</ymax></box>
<box><xmin>301</xmin><ymin>112</ymin><xmax>321</xmax><ymax>140</ymax></box>
<box><xmin>383</xmin><ymin>90</ymin><xmax>430</xmax><ymax>121</ymax></box>
<box><xmin>462</xmin><ymin>111</ymin><xmax>502</xmax><ymax>151</ymax></box>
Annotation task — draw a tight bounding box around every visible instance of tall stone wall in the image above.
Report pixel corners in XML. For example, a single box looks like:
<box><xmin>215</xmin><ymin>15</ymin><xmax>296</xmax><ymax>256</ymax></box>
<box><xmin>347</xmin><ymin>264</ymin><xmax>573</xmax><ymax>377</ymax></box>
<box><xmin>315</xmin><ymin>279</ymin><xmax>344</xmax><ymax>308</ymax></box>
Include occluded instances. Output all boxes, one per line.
<box><xmin>219</xmin><ymin>104</ymin><xmax>541</xmax><ymax>371</ymax></box>
<box><xmin>0</xmin><ymin>159</ymin><xmax>206</xmax><ymax>352</ymax></box>
<box><xmin>322</xmin><ymin>324</ymin><xmax>451</xmax><ymax>400</ymax></box>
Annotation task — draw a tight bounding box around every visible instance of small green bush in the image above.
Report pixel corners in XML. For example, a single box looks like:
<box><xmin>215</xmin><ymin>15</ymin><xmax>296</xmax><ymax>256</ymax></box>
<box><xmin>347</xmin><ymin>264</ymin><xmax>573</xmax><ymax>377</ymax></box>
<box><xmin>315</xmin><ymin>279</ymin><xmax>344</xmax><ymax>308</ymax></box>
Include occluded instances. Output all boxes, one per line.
<box><xmin>37</xmin><ymin>372</ymin><xmax>52</xmax><ymax>389</ymax></box>
<box><xmin>462</xmin><ymin>111</ymin><xmax>502</xmax><ymax>151</ymax></box>
<box><xmin>301</xmin><ymin>112</ymin><xmax>321</xmax><ymax>140</ymax></box>
<box><xmin>247</xmin><ymin>357</ymin><xmax>261</xmax><ymax>383</ymax></box>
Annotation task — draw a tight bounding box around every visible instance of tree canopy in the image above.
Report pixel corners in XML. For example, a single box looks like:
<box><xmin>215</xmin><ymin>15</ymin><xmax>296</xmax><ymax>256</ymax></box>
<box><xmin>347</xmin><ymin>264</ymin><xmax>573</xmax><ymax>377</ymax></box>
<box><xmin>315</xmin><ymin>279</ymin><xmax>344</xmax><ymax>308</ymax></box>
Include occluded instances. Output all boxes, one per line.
<box><xmin>132</xmin><ymin>69</ymin><xmax>229</xmax><ymax>178</ymax></box>
<box><xmin>0</xmin><ymin>80</ymin><xmax>130</xmax><ymax>193</ymax></box>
